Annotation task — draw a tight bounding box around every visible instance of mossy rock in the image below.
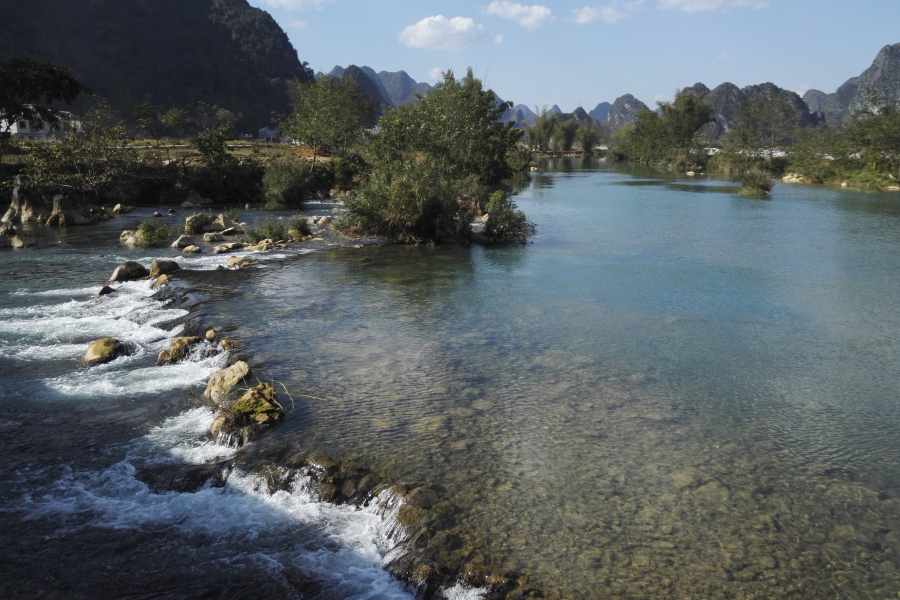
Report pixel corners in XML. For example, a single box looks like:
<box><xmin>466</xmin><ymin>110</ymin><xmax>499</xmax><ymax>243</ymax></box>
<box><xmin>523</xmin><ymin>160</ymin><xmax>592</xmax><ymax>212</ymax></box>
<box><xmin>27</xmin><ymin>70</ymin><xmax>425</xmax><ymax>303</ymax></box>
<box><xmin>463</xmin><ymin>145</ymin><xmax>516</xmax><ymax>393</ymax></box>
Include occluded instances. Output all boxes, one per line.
<box><xmin>232</xmin><ymin>383</ymin><xmax>283</xmax><ymax>425</ymax></box>
<box><xmin>83</xmin><ymin>337</ymin><xmax>125</xmax><ymax>366</ymax></box>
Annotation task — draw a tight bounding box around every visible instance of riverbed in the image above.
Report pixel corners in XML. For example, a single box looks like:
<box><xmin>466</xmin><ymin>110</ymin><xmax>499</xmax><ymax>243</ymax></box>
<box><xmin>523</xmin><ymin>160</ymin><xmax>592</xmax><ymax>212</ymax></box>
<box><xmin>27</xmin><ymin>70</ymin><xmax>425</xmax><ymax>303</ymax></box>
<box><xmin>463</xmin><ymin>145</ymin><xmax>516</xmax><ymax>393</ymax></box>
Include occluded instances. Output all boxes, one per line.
<box><xmin>2</xmin><ymin>158</ymin><xmax>900</xmax><ymax>598</ymax></box>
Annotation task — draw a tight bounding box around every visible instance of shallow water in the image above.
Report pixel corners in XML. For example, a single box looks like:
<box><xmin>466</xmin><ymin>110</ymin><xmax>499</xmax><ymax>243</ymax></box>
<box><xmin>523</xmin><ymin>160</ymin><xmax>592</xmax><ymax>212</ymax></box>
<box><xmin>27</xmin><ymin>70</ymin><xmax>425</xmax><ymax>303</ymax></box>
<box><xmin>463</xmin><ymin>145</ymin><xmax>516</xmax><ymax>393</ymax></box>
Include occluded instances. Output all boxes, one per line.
<box><xmin>3</xmin><ymin>161</ymin><xmax>900</xmax><ymax>598</ymax></box>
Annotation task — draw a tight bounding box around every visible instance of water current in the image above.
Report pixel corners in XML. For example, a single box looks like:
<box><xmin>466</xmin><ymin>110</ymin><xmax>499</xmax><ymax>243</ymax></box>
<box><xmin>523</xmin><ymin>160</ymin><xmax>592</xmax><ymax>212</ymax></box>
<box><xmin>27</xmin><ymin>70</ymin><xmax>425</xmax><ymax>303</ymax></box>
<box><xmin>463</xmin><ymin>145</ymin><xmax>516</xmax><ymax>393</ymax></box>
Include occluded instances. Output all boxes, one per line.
<box><xmin>2</xmin><ymin>158</ymin><xmax>900</xmax><ymax>598</ymax></box>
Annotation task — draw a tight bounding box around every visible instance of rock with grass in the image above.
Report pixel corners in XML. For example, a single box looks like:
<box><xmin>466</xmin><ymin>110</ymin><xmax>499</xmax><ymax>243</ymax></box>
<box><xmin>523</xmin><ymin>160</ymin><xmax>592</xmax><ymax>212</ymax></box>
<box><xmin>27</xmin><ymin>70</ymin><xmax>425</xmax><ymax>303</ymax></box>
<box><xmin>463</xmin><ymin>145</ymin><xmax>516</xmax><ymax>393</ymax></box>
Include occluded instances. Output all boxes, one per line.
<box><xmin>185</xmin><ymin>213</ymin><xmax>214</xmax><ymax>234</ymax></box>
<box><xmin>204</xmin><ymin>360</ymin><xmax>251</xmax><ymax>403</ymax></box>
<box><xmin>209</xmin><ymin>382</ymin><xmax>283</xmax><ymax>444</ymax></box>
<box><xmin>84</xmin><ymin>338</ymin><xmax>125</xmax><ymax>365</ymax></box>
<box><xmin>171</xmin><ymin>235</ymin><xmax>195</xmax><ymax>249</ymax></box>
<box><xmin>149</xmin><ymin>259</ymin><xmax>180</xmax><ymax>277</ymax></box>
<box><xmin>108</xmin><ymin>261</ymin><xmax>150</xmax><ymax>283</ymax></box>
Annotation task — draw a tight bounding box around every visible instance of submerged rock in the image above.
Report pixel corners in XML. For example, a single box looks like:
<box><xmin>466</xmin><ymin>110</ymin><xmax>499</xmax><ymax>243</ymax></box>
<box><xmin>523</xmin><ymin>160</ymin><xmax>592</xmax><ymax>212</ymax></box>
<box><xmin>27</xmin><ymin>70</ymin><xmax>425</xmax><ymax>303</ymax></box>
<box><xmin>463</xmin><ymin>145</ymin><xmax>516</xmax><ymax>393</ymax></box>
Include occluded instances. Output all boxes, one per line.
<box><xmin>108</xmin><ymin>261</ymin><xmax>150</xmax><ymax>283</ymax></box>
<box><xmin>95</xmin><ymin>285</ymin><xmax>116</xmax><ymax>297</ymax></box>
<box><xmin>149</xmin><ymin>259</ymin><xmax>181</xmax><ymax>278</ymax></box>
<box><xmin>83</xmin><ymin>338</ymin><xmax>125</xmax><ymax>365</ymax></box>
<box><xmin>204</xmin><ymin>360</ymin><xmax>251</xmax><ymax>403</ymax></box>
<box><xmin>136</xmin><ymin>460</ymin><xmax>233</xmax><ymax>494</ymax></box>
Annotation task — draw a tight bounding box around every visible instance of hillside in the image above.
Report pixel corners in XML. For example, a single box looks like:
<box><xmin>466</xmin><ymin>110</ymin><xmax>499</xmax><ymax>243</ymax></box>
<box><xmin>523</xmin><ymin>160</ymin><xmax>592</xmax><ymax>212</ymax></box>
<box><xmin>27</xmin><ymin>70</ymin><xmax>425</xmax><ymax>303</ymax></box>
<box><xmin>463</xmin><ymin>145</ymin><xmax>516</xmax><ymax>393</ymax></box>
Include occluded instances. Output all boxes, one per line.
<box><xmin>804</xmin><ymin>43</ymin><xmax>900</xmax><ymax>123</ymax></box>
<box><xmin>607</xmin><ymin>94</ymin><xmax>649</xmax><ymax>130</ymax></box>
<box><xmin>0</xmin><ymin>0</ymin><xmax>313</xmax><ymax>130</ymax></box>
<box><xmin>323</xmin><ymin>66</ymin><xmax>434</xmax><ymax>106</ymax></box>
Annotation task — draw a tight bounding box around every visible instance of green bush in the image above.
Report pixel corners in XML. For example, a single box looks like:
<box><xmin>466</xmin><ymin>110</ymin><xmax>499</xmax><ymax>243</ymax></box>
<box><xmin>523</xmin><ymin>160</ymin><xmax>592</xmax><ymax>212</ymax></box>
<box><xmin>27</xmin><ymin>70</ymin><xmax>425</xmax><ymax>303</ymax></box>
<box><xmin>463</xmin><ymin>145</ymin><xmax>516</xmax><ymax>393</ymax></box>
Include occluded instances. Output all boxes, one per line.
<box><xmin>506</xmin><ymin>145</ymin><xmax>534</xmax><ymax>172</ymax></box>
<box><xmin>189</xmin><ymin>160</ymin><xmax>264</xmax><ymax>206</ymax></box>
<box><xmin>135</xmin><ymin>219</ymin><xmax>176</xmax><ymax>247</ymax></box>
<box><xmin>482</xmin><ymin>190</ymin><xmax>536</xmax><ymax>244</ymax></box>
<box><xmin>242</xmin><ymin>218</ymin><xmax>286</xmax><ymax>243</ymax></box>
<box><xmin>737</xmin><ymin>169</ymin><xmax>774</xmax><ymax>197</ymax></box>
<box><xmin>288</xmin><ymin>216</ymin><xmax>311</xmax><ymax>238</ymax></box>
<box><xmin>263</xmin><ymin>159</ymin><xmax>314</xmax><ymax>208</ymax></box>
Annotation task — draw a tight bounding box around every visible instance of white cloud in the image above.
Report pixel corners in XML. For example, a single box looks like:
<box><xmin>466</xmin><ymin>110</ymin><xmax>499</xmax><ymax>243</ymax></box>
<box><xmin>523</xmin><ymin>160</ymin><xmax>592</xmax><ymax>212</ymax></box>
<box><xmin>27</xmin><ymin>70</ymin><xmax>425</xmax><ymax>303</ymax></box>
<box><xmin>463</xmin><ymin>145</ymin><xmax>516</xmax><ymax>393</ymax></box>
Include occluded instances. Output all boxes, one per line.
<box><xmin>658</xmin><ymin>0</ymin><xmax>769</xmax><ymax>12</ymax></box>
<box><xmin>429</xmin><ymin>67</ymin><xmax>444</xmax><ymax>81</ymax></box>
<box><xmin>574</xmin><ymin>1</ymin><xmax>643</xmax><ymax>24</ymax></box>
<box><xmin>495</xmin><ymin>34</ymin><xmax>504</xmax><ymax>44</ymax></box>
<box><xmin>654</xmin><ymin>93</ymin><xmax>671</xmax><ymax>104</ymax></box>
<box><xmin>290</xmin><ymin>19</ymin><xmax>307</xmax><ymax>28</ymax></box>
<box><xmin>257</xmin><ymin>0</ymin><xmax>332</xmax><ymax>10</ymax></box>
<box><xmin>484</xmin><ymin>1</ymin><xmax>554</xmax><ymax>30</ymax></box>
<box><xmin>399</xmin><ymin>16</ymin><xmax>488</xmax><ymax>51</ymax></box>
<box><xmin>715</xmin><ymin>51</ymin><xmax>735</xmax><ymax>60</ymax></box>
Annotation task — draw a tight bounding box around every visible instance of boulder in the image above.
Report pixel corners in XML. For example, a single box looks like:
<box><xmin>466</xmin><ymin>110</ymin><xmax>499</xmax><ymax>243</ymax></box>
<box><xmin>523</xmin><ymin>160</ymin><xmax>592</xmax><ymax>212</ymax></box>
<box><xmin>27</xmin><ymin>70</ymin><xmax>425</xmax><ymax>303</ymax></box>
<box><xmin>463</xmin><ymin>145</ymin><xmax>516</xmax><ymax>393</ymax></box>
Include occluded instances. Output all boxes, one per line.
<box><xmin>185</xmin><ymin>213</ymin><xmax>214</xmax><ymax>234</ymax></box>
<box><xmin>151</xmin><ymin>274</ymin><xmax>170</xmax><ymax>289</ymax></box>
<box><xmin>120</xmin><ymin>230</ymin><xmax>136</xmax><ymax>244</ymax></box>
<box><xmin>168</xmin><ymin>208</ymin><xmax>177</xmax><ymax>214</ymax></box>
<box><xmin>226</xmin><ymin>256</ymin><xmax>254</xmax><ymax>269</ymax></box>
<box><xmin>208</xmin><ymin>383</ymin><xmax>283</xmax><ymax>443</ymax></box>
<box><xmin>214</xmin><ymin>242</ymin><xmax>243</xmax><ymax>254</ymax></box>
<box><xmin>204</xmin><ymin>360</ymin><xmax>251</xmax><ymax>403</ymax></box>
<box><xmin>0</xmin><ymin>221</ymin><xmax>14</xmax><ymax>236</ymax></box>
<box><xmin>182</xmin><ymin>245</ymin><xmax>201</xmax><ymax>254</ymax></box>
<box><xmin>45</xmin><ymin>195</ymin><xmax>89</xmax><ymax>226</ymax></box>
<box><xmin>111</xmin><ymin>204</ymin><xmax>133</xmax><ymax>215</ymax></box>
<box><xmin>202</xmin><ymin>214</ymin><xmax>235</xmax><ymax>233</ymax></box>
<box><xmin>203</xmin><ymin>232</ymin><xmax>225</xmax><ymax>243</ymax></box>
<box><xmin>171</xmin><ymin>235</ymin><xmax>195</xmax><ymax>249</ymax></box>
<box><xmin>318</xmin><ymin>216</ymin><xmax>333</xmax><ymax>226</ymax></box>
<box><xmin>220</xmin><ymin>227</ymin><xmax>243</xmax><ymax>236</ymax></box>
<box><xmin>108</xmin><ymin>261</ymin><xmax>150</xmax><ymax>283</ymax></box>
<box><xmin>84</xmin><ymin>338</ymin><xmax>125</xmax><ymax>365</ymax></box>
<box><xmin>2</xmin><ymin>176</ymin><xmax>51</xmax><ymax>224</ymax></box>
<box><xmin>180</xmin><ymin>201</ymin><xmax>197</xmax><ymax>208</ymax></box>
<box><xmin>165</xmin><ymin>336</ymin><xmax>201</xmax><ymax>362</ymax></box>
<box><xmin>153</xmin><ymin>211</ymin><xmax>163</xmax><ymax>217</ymax></box>
<box><xmin>205</xmin><ymin>329</ymin><xmax>216</xmax><ymax>341</ymax></box>
<box><xmin>95</xmin><ymin>285</ymin><xmax>116</xmax><ymax>297</ymax></box>
<box><xmin>149</xmin><ymin>259</ymin><xmax>181</xmax><ymax>277</ymax></box>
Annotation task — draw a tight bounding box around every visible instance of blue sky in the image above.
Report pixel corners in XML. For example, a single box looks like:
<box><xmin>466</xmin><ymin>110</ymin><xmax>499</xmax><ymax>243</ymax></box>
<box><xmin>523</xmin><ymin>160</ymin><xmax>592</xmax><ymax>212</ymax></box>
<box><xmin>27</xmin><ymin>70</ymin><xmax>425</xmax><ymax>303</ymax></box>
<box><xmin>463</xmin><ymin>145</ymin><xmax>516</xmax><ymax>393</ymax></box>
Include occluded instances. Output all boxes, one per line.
<box><xmin>248</xmin><ymin>0</ymin><xmax>900</xmax><ymax>112</ymax></box>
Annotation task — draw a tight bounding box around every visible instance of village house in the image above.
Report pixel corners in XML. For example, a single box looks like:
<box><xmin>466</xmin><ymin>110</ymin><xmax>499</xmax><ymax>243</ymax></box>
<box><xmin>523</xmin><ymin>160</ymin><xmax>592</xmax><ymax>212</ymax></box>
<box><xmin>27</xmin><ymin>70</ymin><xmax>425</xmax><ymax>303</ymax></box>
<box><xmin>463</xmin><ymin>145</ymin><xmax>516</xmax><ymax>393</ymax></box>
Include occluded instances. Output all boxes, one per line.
<box><xmin>1</xmin><ymin>109</ymin><xmax>78</xmax><ymax>142</ymax></box>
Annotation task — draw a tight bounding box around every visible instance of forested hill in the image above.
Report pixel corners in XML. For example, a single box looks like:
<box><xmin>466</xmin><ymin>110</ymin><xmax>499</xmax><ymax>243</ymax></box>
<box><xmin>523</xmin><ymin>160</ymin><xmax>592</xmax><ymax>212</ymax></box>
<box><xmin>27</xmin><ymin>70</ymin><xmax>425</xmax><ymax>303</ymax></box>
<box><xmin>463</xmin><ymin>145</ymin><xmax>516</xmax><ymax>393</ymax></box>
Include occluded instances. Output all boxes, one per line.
<box><xmin>0</xmin><ymin>0</ymin><xmax>313</xmax><ymax>130</ymax></box>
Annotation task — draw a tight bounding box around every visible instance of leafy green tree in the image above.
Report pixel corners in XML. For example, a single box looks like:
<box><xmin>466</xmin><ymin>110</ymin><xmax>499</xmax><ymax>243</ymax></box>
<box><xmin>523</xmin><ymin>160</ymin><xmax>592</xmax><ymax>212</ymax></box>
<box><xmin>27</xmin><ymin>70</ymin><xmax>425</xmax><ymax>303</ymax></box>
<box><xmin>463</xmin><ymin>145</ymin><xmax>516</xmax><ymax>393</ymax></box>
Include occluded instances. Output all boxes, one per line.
<box><xmin>0</xmin><ymin>58</ymin><xmax>91</xmax><ymax>159</ymax></box>
<box><xmin>191</xmin><ymin>124</ymin><xmax>235</xmax><ymax>168</ymax></box>
<box><xmin>554</xmin><ymin>120</ymin><xmax>579</xmax><ymax>152</ymax></box>
<box><xmin>131</xmin><ymin>102</ymin><xmax>186</xmax><ymax>160</ymax></box>
<box><xmin>576</xmin><ymin>123</ymin><xmax>601</xmax><ymax>154</ymax></box>
<box><xmin>343</xmin><ymin>69</ymin><xmax>528</xmax><ymax>244</ymax></box>
<box><xmin>282</xmin><ymin>76</ymin><xmax>373</xmax><ymax>170</ymax></box>
<box><xmin>844</xmin><ymin>89</ymin><xmax>900</xmax><ymax>177</ymax></box>
<box><xmin>483</xmin><ymin>190</ymin><xmax>535</xmax><ymax>244</ymax></box>
<box><xmin>26</xmin><ymin>102</ymin><xmax>140</xmax><ymax>200</ymax></box>
<box><xmin>531</xmin><ymin>106</ymin><xmax>557</xmax><ymax>152</ymax></box>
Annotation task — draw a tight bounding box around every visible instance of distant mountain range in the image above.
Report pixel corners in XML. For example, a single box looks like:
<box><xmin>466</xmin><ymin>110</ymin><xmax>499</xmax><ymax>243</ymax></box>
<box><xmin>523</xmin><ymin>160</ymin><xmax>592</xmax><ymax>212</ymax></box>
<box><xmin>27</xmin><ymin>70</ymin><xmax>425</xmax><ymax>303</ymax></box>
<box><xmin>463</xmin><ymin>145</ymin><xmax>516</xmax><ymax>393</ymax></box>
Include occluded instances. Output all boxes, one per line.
<box><xmin>319</xmin><ymin>66</ymin><xmax>433</xmax><ymax>108</ymax></box>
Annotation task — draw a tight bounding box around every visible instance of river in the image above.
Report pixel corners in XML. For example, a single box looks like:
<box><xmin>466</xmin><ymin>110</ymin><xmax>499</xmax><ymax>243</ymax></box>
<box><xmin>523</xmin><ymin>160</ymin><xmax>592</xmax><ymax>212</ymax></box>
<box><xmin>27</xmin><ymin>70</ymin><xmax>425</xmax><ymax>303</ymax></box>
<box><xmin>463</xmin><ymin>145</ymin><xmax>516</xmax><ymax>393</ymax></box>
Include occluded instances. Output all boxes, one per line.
<box><xmin>2</xmin><ymin>158</ymin><xmax>900</xmax><ymax>598</ymax></box>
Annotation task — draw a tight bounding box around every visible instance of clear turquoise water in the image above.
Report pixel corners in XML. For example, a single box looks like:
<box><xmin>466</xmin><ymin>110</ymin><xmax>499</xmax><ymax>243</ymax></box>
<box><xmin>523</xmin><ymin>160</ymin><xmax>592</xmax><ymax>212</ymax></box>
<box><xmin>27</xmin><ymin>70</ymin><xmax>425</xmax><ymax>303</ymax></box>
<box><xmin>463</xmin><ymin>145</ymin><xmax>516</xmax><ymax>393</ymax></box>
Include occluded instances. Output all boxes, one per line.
<box><xmin>3</xmin><ymin>159</ymin><xmax>900</xmax><ymax>598</ymax></box>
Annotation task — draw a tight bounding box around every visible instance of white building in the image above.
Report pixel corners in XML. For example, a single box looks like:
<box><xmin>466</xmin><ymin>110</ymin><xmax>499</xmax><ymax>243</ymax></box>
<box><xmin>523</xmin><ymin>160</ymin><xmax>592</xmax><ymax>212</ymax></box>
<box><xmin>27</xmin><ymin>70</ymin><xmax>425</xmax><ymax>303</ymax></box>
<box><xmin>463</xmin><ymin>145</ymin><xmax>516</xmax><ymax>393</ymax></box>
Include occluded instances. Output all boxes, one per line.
<box><xmin>258</xmin><ymin>126</ymin><xmax>280</xmax><ymax>142</ymax></box>
<box><xmin>1</xmin><ymin>110</ymin><xmax>78</xmax><ymax>142</ymax></box>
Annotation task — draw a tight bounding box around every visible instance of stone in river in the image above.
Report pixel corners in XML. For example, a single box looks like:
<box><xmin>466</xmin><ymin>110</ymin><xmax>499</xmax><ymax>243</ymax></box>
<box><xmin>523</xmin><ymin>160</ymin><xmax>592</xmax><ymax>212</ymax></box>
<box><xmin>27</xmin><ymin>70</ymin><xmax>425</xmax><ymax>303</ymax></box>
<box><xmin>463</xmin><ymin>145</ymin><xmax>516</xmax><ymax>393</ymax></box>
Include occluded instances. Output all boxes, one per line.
<box><xmin>182</xmin><ymin>245</ymin><xmax>201</xmax><ymax>254</ymax></box>
<box><xmin>203</xmin><ymin>232</ymin><xmax>225</xmax><ymax>243</ymax></box>
<box><xmin>149</xmin><ymin>259</ymin><xmax>180</xmax><ymax>277</ymax></box>
<box><xmin>108</xmin><ymin>261</ymin><xmax>150</xmax><ymax>282</ymax></box>
<box><xmin>151</xmin><ymin>274</ymin><xmax>170</xmax><ymax>289</ymax></box>
<box><xmin>170</xmin><ymin>235</ymin><xmax>194</xmax><ymax>249</ymax></box>
<box><xmin>226</xmin><ymin>256</ymin><xmax>254</xmax><ymax>269</ymax></box>
<box><xmin>167</xmin><ymin>336</ymin><xmax>201</xmax><ymax>362</ymax></box>
<box><xmin>203</xmin><ymin>360</ymin><xmax>251</xmax><ymax>403</ymax></box>
<box><xmin>84</xmin><ymin>338</ymin><xmax>125</xmax><ymax>365</ymax></box>
<box><xmin>95</xmin><ymin>285</ymin><xmax>116</xmax><ymax>297</ymax></box>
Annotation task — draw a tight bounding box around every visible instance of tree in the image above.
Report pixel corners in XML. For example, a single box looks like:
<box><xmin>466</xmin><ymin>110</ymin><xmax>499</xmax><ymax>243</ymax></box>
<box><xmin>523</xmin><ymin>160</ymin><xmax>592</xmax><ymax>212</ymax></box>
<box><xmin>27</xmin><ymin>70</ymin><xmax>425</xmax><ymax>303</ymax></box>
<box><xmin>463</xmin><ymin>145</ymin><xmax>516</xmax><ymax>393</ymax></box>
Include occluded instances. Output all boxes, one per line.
<box><xmin>530</xmin><ymin>106</ymin><xmax>557</xmax><ymax>152</ymax></box>
<box><xmin>131</xmin><ymin>102</ymin><xmax>186</xmax><ymax>160</ymax></box>
<box><xmin>281</xmin><ymin>76</ymin><xmax>373</xmax><ymax>170</ymax></box>
<box><xmin>844</xmin><ymin>89</ymin><xmax>900</xmax><ymax>177</ymax></box>
<box><xmin>576</xmin><ymin>122</ymin><xmax>601</xmax><ymax>154</ymax></box>
<box><xmin>26</xmin><ymin>102</ymin><xmax>140</xmax><ymax>201</ymax></box>
<box><xmin>0</xmin><ymin>58</ymin><xmax>91</xmax><ymax>159</ymax></box>
<box><xmin>554</xmin><ymin>120</ymin><xmax>579</xmax><ymax>152</ymax></box>
<box><xmin>342</xmin><ymin>69</ymin><xmax>529</xmax><ymax>244</ymax></box>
